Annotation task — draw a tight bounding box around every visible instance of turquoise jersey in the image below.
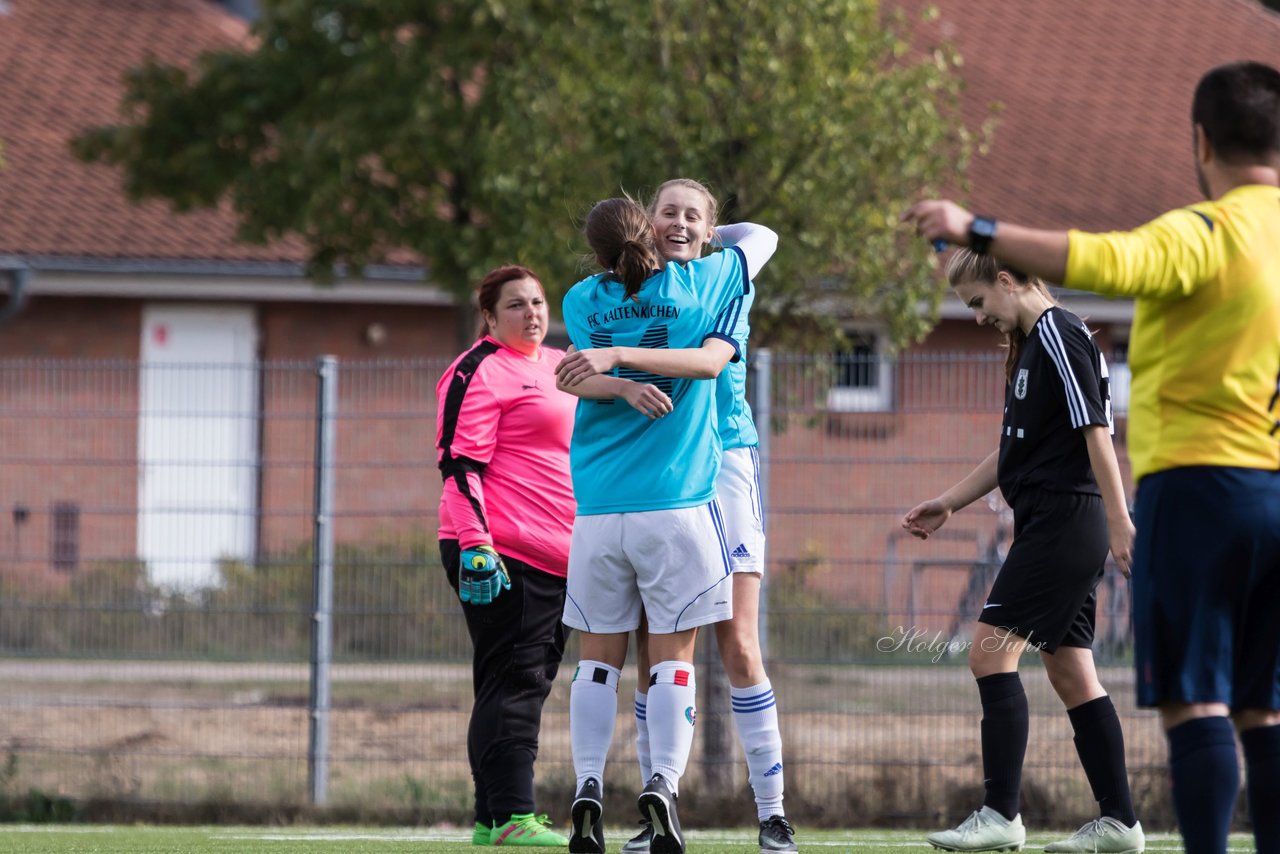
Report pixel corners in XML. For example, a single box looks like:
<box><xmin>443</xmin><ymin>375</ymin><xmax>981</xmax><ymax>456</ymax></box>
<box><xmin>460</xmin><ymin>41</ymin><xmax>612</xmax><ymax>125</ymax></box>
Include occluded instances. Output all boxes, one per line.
<box><xmin>563</xmin><ymin>247</ymin><xmax>750</xmax><ymax>515</ymax></box>
<box><xmin>708</xmin><ymin>282</ymin><xmax>759</xmax><ymax>451</ymax></box>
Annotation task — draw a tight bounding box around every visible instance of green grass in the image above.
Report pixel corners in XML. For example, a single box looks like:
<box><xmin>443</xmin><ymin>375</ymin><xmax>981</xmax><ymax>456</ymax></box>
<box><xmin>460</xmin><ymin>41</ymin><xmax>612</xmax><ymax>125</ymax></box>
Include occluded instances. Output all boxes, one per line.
<box><xmin>0</xmin><ymin>826</ymin><xmax>1256</xmax><ymax>854</ymax></box>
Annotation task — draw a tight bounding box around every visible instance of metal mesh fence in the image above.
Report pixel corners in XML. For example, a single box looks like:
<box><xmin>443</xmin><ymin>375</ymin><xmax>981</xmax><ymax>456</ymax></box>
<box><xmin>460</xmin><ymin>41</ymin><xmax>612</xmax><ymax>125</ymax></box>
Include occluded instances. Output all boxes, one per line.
<box><xmin>0</xmin><ymin>353</ymin><xmax>1159</xmax><ymax>825</ymax></box>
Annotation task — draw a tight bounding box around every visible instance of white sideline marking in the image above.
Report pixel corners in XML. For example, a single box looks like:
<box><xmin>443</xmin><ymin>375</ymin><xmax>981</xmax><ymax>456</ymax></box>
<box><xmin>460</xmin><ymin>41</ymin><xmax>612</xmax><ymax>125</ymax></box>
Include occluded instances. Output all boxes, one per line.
<box><xmin>218</xmin><ymin>830</ymin><xmax>1253</xmax><ymax>853</ymax></box>
<box><xmin>0</xmin><ymin>826</ymin><xmax>1258</xmax><ymax>853</ymax></box>
<box><xmin>2</xmin><ymin>826</ymin><xmax>116</xmax><ymax>833</ymax></box>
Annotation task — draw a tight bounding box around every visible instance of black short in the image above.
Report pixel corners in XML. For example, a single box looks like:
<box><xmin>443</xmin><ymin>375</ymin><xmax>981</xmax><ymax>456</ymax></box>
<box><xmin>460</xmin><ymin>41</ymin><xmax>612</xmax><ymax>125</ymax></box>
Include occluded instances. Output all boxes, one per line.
<box><xmin>978</xmin><ymin>490</ymin><xmax>1108</xmax><ymax>654</ymax></box>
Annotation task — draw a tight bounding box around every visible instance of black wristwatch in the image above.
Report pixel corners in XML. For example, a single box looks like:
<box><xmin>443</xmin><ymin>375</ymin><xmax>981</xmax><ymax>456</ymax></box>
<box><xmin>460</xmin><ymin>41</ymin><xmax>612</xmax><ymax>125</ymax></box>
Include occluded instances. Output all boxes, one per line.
<box><xmin>968</xmin><ymin>216</ymin><xmax>998</xmax><ymax>254</ymax></box>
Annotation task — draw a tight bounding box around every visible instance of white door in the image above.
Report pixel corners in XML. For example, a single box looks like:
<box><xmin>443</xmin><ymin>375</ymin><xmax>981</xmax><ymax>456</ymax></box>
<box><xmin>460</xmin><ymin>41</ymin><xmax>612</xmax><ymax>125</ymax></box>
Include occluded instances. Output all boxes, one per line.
<box><xmin>139</xmin><ymin>305</ymin><xmax>259</xmax><ymax>590</ymax></box>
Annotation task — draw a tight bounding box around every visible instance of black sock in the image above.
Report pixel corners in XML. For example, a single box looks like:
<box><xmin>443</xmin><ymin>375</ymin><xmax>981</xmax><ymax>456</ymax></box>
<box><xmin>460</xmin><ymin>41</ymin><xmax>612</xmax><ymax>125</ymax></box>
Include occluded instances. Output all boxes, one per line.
<box><xmin>1241</xmin><ymin>724</ymin><xmax>1280</xmax><ymax>854</ymax></box>
<box><xmin>1067</xmin><ymin>696</ymin><xmax>1137</xmax><ymax>826</ymax></box>
<box><xmin>977</xmin><ymin>672</ymin><xmax>1028</xmax><ymax>822</ymax></box>
<box><xmin>1167</xmin><ymin>717</ymin><xmax>1238</xmax><ymax>854</ymax></box>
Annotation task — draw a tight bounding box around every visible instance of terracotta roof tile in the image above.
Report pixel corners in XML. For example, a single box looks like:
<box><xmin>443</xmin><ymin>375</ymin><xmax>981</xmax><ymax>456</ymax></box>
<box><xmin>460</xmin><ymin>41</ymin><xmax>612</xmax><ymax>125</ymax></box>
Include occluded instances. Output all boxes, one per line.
<box><xmin>898</xmin><ymin>0</ymin><xmax>1280</xmax><ymax>231</ymax></box>
<box><xmin>5</xmin><ymin>0</ymin><xmax>1279</xmax><ymax>262</ymax></box>
<box><xmin>0</xmin><ymin>0</ymin><xmax>307</xmax><ymax>262</ymax></box>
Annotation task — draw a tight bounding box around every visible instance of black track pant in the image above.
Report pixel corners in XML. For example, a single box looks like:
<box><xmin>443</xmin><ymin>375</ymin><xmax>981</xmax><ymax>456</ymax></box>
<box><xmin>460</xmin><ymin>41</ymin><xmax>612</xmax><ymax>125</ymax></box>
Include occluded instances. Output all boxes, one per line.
<box><xmin>440</xmin><ymin>539</ymin><xmax>568</xmax><ymax>825</ymax></box>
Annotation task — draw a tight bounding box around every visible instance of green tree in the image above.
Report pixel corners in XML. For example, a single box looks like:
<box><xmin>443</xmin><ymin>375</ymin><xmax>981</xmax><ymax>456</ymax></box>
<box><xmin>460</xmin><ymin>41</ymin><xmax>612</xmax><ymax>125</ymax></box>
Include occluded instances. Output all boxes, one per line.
<box><xmin>75</xmin><ymin>0</ymin><xmax>978</xmax><ymax>348</ymax></box>
<box><xmin>74</xmin><ymin>0</ymin><xmax>609</xmax><ymax>341</ymax></box>
<box><xmin>575</xmin><ymin>0</ymin><xmax>981</xmax><ymax>348</ymax></box>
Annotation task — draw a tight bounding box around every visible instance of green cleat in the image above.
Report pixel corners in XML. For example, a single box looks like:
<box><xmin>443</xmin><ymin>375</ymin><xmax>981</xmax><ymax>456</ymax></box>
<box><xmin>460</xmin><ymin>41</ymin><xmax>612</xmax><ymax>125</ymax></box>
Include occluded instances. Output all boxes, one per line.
<box><xmin>491</xmin><ymin>813</ymin><xmax>570</xmax><ymax>847</ymax></box>
<box><xmin>475</xmin><ymin>821</ymin><xmax>494</xmax><ymax>846</ymax></box>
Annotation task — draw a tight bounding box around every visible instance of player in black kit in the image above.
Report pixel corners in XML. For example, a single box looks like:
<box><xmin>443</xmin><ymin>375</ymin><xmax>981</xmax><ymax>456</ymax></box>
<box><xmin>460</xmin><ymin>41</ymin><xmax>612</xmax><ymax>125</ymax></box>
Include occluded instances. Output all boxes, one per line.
<box><xmin>903</xmin><ymin>249</ymin><xmax>1144</xmax><ymax>853</ymax></box>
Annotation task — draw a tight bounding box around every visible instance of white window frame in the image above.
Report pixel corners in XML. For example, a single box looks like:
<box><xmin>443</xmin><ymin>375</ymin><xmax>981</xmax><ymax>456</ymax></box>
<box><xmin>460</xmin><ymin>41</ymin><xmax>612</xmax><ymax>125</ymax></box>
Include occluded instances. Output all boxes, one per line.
<box><xmin>826</xmin><ymin>326</ymin><xmax>893</xmax><ymax>413</ymax></box>
<box><xmin>1108</xmin><ymin>325</ymin><xmax>1131</xmax><ymax>418</ymax></box>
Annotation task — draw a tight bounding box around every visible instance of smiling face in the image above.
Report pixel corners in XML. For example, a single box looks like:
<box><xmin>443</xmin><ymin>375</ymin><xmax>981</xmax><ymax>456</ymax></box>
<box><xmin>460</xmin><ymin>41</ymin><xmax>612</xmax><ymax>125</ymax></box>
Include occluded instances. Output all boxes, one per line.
<box><xmin>651</xmin><ymin>184</ymin><xmax>715</xmax><ymax>263</ymax></box>
<box><xmin>483</xmin><ymin>276</ymin><xmax>548</xmax><ymax>356</ymax></box>
<box><xmin>953</xmin><ymin>276</ymin><xmax>1019</xmax><ymax>334</ymax></box>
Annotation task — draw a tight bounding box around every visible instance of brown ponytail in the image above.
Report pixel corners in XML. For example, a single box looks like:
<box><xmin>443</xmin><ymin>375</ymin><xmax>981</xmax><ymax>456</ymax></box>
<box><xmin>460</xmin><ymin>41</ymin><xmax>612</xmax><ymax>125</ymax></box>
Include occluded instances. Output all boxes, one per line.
<box><xmin>945</xmin><ymin>248</ymin><xmax>1057</xmax><ymax>381</ymax></box>
<box><xmin>585</xmin><ymin>197</ymin><xmax>661</xmax><ymax>301</ymax></box>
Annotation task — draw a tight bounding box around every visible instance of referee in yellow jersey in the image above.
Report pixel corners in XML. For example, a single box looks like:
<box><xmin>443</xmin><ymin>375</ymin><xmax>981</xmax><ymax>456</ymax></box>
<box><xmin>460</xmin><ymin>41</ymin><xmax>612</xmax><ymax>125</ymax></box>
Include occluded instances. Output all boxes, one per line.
<box><xmin>904</xmin><ymin>61</ymin><xmax>1280</xmax><ymax>854</ymax></box>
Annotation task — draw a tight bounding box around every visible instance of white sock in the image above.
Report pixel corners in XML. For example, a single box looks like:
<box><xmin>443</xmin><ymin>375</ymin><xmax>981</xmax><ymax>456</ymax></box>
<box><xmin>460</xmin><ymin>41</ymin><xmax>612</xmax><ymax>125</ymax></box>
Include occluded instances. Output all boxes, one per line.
<box><xmin>570</xmin><ymin>660</ymin><xmax>620</xmax><ymax>790</ymax></box>
<box><xmin>732</xmin><ymin>679</ymin><xmax>785</xmax><ymax>821</ymax></box>
<box><xmin>634</xmin><ymin>689</ymin><xmax>653</xmax><ymax>786</ymax></box>
<box><xmin>646</xmin><ymin>661</ymin><xmax>697</xmax><ymax>794</ymax></box>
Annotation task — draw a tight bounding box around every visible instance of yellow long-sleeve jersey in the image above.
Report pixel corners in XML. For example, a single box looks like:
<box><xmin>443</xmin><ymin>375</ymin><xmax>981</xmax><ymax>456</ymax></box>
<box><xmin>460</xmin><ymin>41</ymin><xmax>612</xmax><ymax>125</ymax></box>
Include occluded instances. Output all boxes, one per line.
<box><xmin>1065</xmin><ymin>184</ymin><xmax>1280</xmax><ymax>483</ymax></box>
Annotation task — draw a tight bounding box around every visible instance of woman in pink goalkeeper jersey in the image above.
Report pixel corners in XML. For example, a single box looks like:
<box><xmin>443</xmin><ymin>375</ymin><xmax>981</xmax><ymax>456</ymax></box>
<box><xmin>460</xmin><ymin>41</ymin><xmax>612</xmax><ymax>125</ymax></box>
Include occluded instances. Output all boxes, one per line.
<box><xmin>435</xmin><ymin>264</ymin><xmax>577</xmax><ymax>848</ymax></box>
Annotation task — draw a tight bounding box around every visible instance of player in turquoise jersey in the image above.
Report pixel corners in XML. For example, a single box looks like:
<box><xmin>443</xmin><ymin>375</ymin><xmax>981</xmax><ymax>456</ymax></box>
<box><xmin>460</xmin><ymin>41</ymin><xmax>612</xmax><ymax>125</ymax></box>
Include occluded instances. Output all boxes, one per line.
<box><xmin>557</xmin><ymin>195</ymin><xmax>776</xmax><ymax>854</ymax></box>
<box><xmin>904</xmin><ymin>61</ymin><xmax>1280</xmax><ymax>854</ymax></box>
<box><xmin>557</xmin><ymin>179</ymin><xmax>794</xmax><ymax>854</ymax></box>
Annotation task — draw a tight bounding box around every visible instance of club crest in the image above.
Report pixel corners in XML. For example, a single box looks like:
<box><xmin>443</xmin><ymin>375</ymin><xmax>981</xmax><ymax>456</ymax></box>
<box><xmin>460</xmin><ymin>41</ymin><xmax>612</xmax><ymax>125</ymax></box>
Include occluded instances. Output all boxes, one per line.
<box><xmin>1014</xmin><ymin>368</ymin><xmax>1029</xmax><ymax>400</ymax></box>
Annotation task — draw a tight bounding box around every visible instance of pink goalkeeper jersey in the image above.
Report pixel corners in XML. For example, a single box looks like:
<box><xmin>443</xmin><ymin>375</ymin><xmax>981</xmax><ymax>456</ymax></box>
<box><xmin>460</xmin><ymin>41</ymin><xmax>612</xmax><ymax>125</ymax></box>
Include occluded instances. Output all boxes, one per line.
<box><xmin>435</xmin><ymin>336</ymin><xmax>576</xmax><ymax>577</ymax></box>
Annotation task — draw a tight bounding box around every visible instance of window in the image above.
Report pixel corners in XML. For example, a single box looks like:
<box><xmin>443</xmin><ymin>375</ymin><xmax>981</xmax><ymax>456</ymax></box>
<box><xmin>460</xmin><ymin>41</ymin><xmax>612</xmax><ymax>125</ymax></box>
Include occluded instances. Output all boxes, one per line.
<box><xmin>827</xmin><ymin>329</ymin><xmax>893</xmax><ymax>412</ymax></box>
<box><xmin>51</xmin><ymin>502</ymin><xmax>80</xmax><ymax>573</ymax></box>
<box><xmin>1108</xmin><ymin>329</ymin><xmax>1130</xmax><ymax>418</ymax></box>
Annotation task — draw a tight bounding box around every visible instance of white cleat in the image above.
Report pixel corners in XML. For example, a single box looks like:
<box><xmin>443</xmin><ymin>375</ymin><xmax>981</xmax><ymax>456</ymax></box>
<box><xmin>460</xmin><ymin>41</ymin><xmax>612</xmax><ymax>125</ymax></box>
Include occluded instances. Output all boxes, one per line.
<box><xmin>1044</xmin><ymin>818</ymin><xmax>1145</xmax><ymax>854</ymax></box>
<box><xmin>927</xmin><ymin>806</ymin><xmax>1026</xmax><ymax>852</ymax></box>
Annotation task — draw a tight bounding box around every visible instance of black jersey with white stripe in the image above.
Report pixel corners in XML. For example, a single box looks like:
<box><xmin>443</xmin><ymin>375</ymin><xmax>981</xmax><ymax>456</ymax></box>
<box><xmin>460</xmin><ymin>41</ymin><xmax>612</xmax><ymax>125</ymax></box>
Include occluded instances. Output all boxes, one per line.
<box><xmin>997</xmin><ymin>307</ymin><xmax>1112</xmax><ymax>506</ymax></box>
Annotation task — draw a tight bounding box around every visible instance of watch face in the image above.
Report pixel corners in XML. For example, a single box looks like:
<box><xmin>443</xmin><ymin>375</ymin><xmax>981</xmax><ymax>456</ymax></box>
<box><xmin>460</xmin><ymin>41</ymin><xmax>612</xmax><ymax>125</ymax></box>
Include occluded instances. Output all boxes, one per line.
<box><xmin>972</xmin><ymin>217</ymin><xmax>997</xmax><ymax>238</ymax></box>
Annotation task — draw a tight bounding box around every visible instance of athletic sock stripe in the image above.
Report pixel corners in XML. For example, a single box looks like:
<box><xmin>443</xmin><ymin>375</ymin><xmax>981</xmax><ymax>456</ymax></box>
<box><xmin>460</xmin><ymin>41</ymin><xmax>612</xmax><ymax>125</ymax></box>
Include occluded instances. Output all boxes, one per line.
<box><xmin>732</xmin><ymin>688</ymin><xmax>775</xmax><ymax>703</ymax></box>
<box><xmin>649</xmin><ymin>668</ymin><xmax>693</xmax><ymax>687</ymax></box>
<box><xmin>733</xmin><ymin>701</ymin><xmax>777</xmax><ymax>713</ymax></box>
<box><xmin>573</xmin><ymin>659</ymin><xmax>619</xmax><ymax>688</ymax></box>
<box><xmin>732</xmin><ymin>696</ymin><xmax>777</xmax><ymax>712</ymax></box>
<box><xmin>731</xmin><ymin>691</ymin><xmax>775</xmax><ymax>706</ymax></box>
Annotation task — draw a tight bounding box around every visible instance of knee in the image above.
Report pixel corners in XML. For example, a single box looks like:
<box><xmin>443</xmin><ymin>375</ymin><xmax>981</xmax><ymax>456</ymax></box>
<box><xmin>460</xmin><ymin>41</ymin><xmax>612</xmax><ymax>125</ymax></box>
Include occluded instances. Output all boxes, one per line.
<box><xmin>717</xmin><ymin>627</ymin><xmax>764</xmax><ymax>685</ymax></box>
<box><xmin>1045</xmin><ymin>666</ymin><xmax>1085</xmax><ymax>701</ymax></box>
<box><xmin>968</xmin><ymin>644</ymin><xmax>1002</xmax><ymax>679</ymax></box>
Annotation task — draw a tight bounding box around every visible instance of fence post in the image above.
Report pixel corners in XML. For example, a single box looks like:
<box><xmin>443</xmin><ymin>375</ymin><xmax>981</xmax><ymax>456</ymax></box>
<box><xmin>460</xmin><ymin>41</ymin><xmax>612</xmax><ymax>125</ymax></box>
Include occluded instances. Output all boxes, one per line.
<box><xmin>308</xmin><ymin>356</ymin><xmax>338</xmax><ymax>806</ymax></box>
<box><xmin>699</xmin><ymin>627</ymin><xmax>734</xmax><ymax>796</ymax></box>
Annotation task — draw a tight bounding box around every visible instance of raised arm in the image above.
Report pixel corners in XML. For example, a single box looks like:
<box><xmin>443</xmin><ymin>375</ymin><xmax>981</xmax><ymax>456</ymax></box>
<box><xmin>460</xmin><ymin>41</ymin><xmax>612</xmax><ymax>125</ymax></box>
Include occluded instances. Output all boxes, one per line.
<box><xmin>901</xmin><ymin>200</ymin><xmax>1069</xmax><ymax>282</ymax></box>
<box><xmin>714</xmin><ymin>221</ymin><xmax>778</xmax><ymax>281</ymax></box>
<box><xmin>901</xmin><ymin>199</ymin><xmax>1221</xmax><ymax>298</ymax></box>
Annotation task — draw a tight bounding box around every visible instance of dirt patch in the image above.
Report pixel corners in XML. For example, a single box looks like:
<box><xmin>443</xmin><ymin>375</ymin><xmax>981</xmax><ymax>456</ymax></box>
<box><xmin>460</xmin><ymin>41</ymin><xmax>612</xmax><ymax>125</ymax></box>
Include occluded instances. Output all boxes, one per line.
<box><xmin>0</xmin><ymin>661</ymin><xmax>1177</xmax><ymax>827</ymax></box>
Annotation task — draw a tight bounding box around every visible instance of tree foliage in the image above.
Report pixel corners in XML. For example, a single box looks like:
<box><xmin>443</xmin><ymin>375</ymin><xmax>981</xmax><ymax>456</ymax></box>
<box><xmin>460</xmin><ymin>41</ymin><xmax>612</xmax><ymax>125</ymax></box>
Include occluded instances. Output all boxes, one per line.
<box><xmin>75</xmin><ymin>0</ymin><xmax>978</xmax><ymax>349</ymax></box>
<box><xmin>574</xmin><ymin>1</ymin><xmax>980</xmax><ymax>348</ymax></box>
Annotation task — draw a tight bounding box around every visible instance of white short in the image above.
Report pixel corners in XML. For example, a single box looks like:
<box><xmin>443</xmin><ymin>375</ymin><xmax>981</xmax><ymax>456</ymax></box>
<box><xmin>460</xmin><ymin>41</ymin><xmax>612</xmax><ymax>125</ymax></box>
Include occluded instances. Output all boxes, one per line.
<box><xmin>563</xmin><ymin>502</ymin><xmax>734</xmax><ymax>635</ymax></box>
<box><xmin>718</xmin><ymin>446</ymin><xmax>765</xmax><ymax>574</ymax></box>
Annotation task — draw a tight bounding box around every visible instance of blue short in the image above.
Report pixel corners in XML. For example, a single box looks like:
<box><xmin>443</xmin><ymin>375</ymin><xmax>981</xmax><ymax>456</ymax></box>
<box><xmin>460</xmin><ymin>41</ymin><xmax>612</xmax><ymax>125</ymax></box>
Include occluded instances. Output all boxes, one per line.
<box><xmin>1132</xmin><ymin>466</ymin><xmax>1280</xmax><ymax>710</ymax></box>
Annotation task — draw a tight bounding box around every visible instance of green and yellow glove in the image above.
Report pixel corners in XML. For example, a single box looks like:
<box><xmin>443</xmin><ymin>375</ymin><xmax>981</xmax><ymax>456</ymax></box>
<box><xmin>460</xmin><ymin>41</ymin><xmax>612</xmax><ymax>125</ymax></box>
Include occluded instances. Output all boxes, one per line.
<box><xmin>458</xmin><ymin>545</ymin><xmax>511</xmax><ymax>605</ymax></box>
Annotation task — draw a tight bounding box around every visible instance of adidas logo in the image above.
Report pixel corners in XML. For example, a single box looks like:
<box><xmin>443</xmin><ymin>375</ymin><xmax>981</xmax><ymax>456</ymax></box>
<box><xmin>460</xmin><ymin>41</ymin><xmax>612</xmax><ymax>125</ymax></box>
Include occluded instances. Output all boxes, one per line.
<box><xmin>731</xmin><ymin>543</ymin><xmax>751</xmax><ymax>558</ymax></box>
<box><xmin>763</xmin><ymin>762</ymin><xmax>783</xmax><ymax>777</ymax></box>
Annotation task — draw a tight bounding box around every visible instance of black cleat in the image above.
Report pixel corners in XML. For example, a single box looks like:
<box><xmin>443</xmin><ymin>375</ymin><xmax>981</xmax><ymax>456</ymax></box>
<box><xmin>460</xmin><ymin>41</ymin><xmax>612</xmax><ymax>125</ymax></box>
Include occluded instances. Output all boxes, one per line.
<box><xmin>758</xmin><ymin>816</ymin><xmax>798</xmax><ymax>853</ymax></box>
<box><xmin>570</xmin><ymin>777</ymin><xmax>606</xmax><ymax>853</ymax></box>
<box><xmin>637</xmin><ymin>774</ymin><xmax>683</xmax><ymax>854</ymax></box>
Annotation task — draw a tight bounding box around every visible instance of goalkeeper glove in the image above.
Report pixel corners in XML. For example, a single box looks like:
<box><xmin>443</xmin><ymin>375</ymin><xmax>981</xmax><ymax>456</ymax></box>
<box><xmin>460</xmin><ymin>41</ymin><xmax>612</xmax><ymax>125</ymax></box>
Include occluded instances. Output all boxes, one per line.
<box><xmin>458</xmin><ymin>544</ymin><xmax>510</xmax><ymax>605</ymax></box>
